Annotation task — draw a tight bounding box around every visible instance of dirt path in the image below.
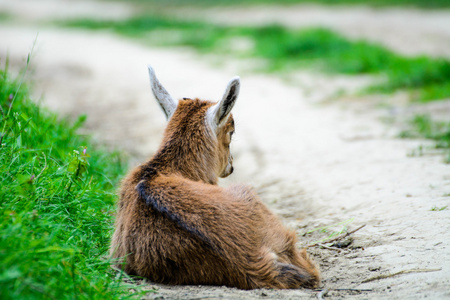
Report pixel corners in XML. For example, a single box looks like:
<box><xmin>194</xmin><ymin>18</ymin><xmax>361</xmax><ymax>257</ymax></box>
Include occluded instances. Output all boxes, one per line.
<box><xmin>1</xmin><ymin>1</ymin><xmax>449</xmax><ymax>299</ymax></box>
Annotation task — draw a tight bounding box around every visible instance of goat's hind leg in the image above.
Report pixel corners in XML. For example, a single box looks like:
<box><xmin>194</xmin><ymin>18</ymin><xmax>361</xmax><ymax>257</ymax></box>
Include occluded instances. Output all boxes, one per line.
<box><xmin>274</xmin><ymin>261</ymin><xmax>318</xmax><ymax>289</ymax></box>
<box><xmin>278</xmin><ymin>243</ymin><xmax>320</xmax><ymax>289</ymax></box>
<box><xmin>247</xmin><ymin>247</ymin><xmax>318</xmax><ymax>290</ymax></box>
<box><xmin>268</xmin><ymin>230</ymin><xmax>320</xmax><ymax>288</ymax></box>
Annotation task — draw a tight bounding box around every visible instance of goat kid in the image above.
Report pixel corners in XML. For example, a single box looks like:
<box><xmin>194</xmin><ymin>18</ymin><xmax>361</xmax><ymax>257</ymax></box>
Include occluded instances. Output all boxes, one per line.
<box><xmin>110</xmin><ymin>66</ymin><xmax>320</xmax><ymax>289</ymax></box>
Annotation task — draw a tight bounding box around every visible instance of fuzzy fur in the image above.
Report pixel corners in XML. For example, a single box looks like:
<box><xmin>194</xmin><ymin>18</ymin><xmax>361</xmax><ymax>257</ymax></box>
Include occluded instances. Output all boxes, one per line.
<box><xmin>110</xmin><ymin>77</ymin><xmax>320</xmax><ymax>289</ymax></box>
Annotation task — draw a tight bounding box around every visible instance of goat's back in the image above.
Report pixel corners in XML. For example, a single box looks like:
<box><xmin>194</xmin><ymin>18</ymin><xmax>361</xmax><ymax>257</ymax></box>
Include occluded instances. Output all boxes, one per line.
<box><xmin>111</xmin><ymin>167</ymin><xmax>283</xmax><ymax>288</ymax></box>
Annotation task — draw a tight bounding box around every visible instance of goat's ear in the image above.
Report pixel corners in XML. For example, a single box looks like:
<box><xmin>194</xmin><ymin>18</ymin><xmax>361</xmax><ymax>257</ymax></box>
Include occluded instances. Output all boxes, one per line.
<box><xmin>148</xmin><ymin>65</ymin><xmax>177</xmax><ymax>120</ymax></box>
<box><xmin>208</xmin><ymin>76</ymin><xmax>240</xmax><ymax>129</ymax></box>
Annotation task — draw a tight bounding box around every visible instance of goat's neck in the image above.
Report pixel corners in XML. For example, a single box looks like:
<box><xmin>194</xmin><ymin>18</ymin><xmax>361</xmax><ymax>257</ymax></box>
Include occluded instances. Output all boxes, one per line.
<box><xmin>150</xmin><ymin>138</ymin><xmax>218</xmax><ymax>185</ymax></box>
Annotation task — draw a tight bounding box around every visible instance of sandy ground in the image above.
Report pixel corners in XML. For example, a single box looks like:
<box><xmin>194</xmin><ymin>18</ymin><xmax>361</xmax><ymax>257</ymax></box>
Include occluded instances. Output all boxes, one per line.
<box><xmin>1</xmin><ymin>0</ymin><xmax>449</xmax><ymax>299</ymax></box>
<box><xmin>0</xmin><ymin>0</ymin><xmax>136</xmax><ymax>21</ymax></box>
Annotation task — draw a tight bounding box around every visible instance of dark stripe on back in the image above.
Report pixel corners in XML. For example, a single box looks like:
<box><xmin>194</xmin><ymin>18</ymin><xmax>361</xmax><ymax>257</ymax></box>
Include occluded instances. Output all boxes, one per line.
<box><xmin>136</xmin><ymin>180</ymin><xmax>220</xmax><ymax>254</ymax></box>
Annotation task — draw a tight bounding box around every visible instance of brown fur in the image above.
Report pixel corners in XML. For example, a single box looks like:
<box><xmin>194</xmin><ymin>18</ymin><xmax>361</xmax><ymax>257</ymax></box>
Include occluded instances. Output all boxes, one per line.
<box><xmin>110</xmin><ymin>97</ymin><xmax>320</xmax><ymax>289</ymax></box>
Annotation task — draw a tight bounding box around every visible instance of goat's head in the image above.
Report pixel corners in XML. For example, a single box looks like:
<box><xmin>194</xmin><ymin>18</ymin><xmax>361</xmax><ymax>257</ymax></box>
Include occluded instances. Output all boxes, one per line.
<box><xmin>148</xmin><ymin>66</ymin><xmax>239</xmax><ymax>182</ymax></box>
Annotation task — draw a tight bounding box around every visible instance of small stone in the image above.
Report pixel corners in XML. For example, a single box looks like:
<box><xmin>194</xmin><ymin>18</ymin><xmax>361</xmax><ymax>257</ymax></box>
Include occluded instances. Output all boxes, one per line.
<box><xmin>331</xmin><ymin>237</ymin><xmax>353</xmax><ymax>248</ymax></box>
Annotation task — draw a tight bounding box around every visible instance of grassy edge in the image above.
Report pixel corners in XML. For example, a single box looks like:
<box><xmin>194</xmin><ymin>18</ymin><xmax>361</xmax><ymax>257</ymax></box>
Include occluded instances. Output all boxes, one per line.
<box><xmin>0</xmin><ymin>59</ymin><xmax>152</xmax><ymax>298</ymax></box>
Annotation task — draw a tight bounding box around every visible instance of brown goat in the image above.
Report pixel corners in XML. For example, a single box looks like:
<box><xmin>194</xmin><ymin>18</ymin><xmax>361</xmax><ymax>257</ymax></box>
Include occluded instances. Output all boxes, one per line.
<box><xmin>110</xmin><ymin>66</ymin><xmax>320</xmax><ymax>289</ymax></box>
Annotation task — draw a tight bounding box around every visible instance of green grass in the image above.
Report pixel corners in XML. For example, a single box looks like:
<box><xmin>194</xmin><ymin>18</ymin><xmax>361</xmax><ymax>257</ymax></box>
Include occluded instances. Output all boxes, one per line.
<box><xmin>402</xmin><ymin>115</ymin><xmax>450</xmax><ymax>148</ymax></box>
<box><xmin>400</xmin><ymin>115</ymin><xmax>450</xmax><ymax>162</ymax></box>
<box><xmin>105</xmin><ymin>0</ymin><xmax>450</xmax><ymax>9</ymax></box>
<box><xmin>0</xmin><ymin>12</ymin><xmax>10</xmax><ymax>22</ymax></box>
<box><xmin>65</xmin><ymin>16</ymin><xmax>450</xmax><ymax>102</ymax></box>
<box><xmin>431</xmin><ymin>205</ymin><xmax>448</xmax><ymax>211</ymax></box>
<box><xmin>0</xmin><ymin>64</ymin><xmax>144</xmax><ymax>298</ymax></box>
<box><xmin>305</xmin><ymin>218</ymin><xmax>355</xmax><ymax>246</ymax></box>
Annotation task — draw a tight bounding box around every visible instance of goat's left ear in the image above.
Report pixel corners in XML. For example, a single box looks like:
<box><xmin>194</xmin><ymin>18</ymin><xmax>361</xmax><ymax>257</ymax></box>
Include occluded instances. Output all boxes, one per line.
<box><xmin>148</xmin><ymin>65</ymin><xmax>177</xmax><ymax>120</ymax></box>
<box><xmin>208</xmin><ymin>76</ymin><xmax>240</xmax><ymax>129</ymax></box>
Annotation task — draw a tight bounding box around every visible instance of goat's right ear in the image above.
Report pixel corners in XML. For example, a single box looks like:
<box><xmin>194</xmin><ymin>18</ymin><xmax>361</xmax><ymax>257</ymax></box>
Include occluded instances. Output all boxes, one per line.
<box><xmin>148</xmin><ymin>65</ymin><xmax>177</xmax><ymax>120</ymax></box>
<box><xmin>207</xmin><ymin>76</ymin><xmax>240</xmax><ymax>130</ymax></box>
